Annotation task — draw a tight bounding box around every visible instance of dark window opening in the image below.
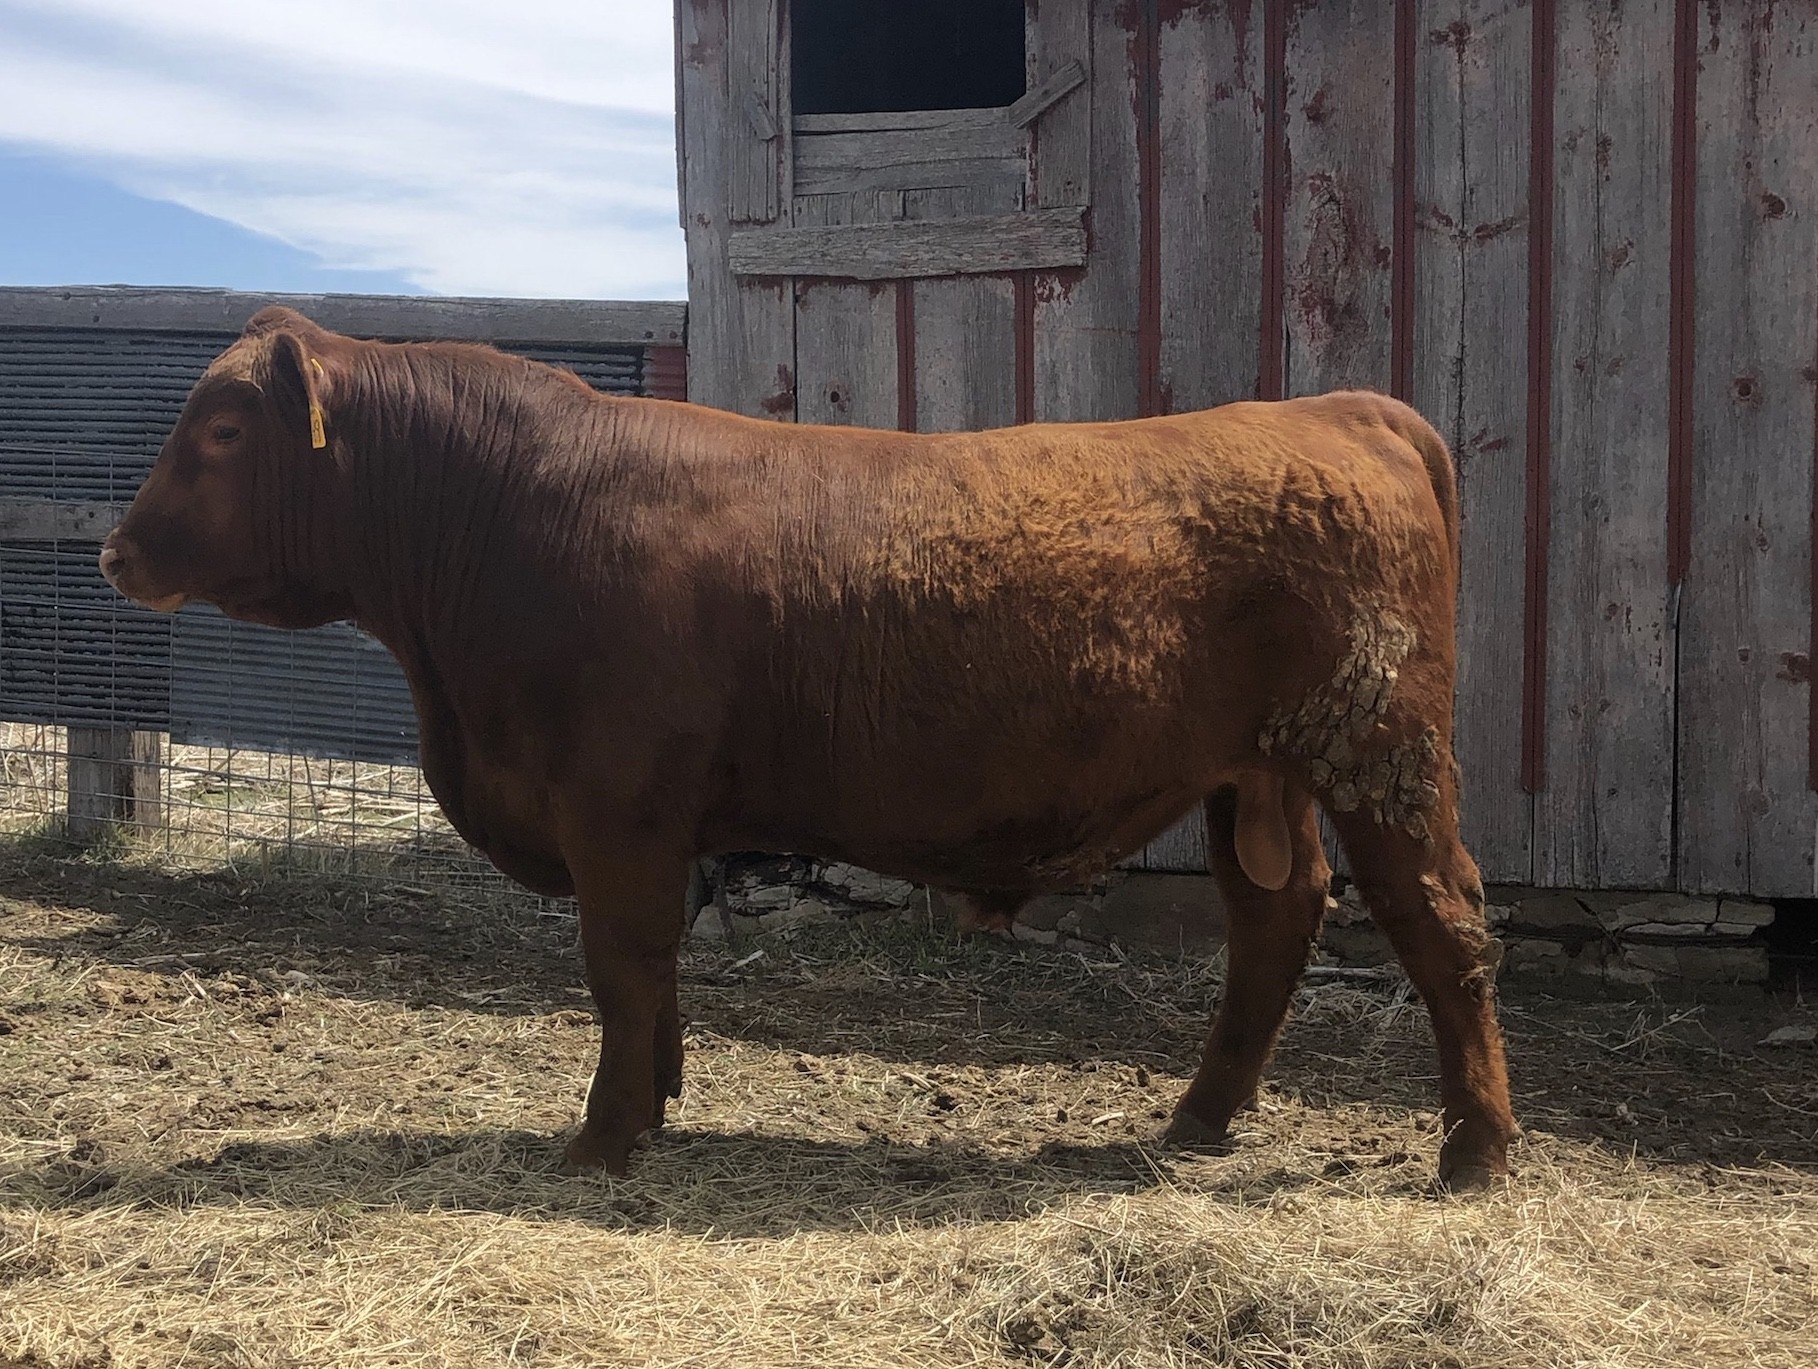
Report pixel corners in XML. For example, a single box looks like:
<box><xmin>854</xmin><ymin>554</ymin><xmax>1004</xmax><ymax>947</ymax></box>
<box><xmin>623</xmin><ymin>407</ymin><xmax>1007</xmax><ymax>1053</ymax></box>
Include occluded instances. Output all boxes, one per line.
<box><xmin>792</xmin><ymin>0</ymin><xmax>1026</xmax><ymax>117</ymax></box>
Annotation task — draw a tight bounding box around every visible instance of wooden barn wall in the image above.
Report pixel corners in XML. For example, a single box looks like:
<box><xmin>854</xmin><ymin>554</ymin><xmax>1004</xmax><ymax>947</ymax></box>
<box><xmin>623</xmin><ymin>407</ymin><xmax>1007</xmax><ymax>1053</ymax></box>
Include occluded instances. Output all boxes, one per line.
<box><xmin>1414</xmin><ymin>0</ymin><xmax>1534</xmax><ymax>888</ymax></box>
<box><xmin>1676</xmin><ymin>4</ymin><xmax>1818</xmax><ymax>897</ymax></box>
<box><xmin>680</xmin><ymin>0</ymin><xmax>1818</xmax><ymax>898</ymax></box>
<box><xmin>679</xmin><ymin>0</ymin><xmax>794</xmax><ymax>420</ymax></box>
<box><xmin>1537</xmin><ymin>0</ymin><xmax>1677</xmax><ymax>890</ymax></box>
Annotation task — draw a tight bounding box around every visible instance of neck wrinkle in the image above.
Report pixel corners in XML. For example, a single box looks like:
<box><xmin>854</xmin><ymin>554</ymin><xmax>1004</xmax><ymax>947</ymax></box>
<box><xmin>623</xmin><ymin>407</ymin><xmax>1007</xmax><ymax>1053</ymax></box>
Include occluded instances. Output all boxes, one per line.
<box><xmin>337</xmin><ymin>344</ymin><xmax>614</xmax><ymax>656</ymax></box>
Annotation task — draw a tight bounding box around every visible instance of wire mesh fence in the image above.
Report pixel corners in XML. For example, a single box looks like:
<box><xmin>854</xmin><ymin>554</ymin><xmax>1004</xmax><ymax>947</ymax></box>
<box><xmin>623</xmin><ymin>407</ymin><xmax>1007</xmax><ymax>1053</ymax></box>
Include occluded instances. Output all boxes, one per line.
<box><xmin>0</xmin><ymin>722</ymin><xmax>544</xmax><ymax>902</ymax></box>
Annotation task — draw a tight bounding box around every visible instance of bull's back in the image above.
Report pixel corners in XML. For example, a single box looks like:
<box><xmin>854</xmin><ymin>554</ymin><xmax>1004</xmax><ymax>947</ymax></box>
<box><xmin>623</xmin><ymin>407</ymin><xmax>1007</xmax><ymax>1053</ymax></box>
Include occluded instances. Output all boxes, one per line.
<box><xmin>638</xmin><ymin>392</ymin><xmax>1454</xmax><ymax>877</ymax></box>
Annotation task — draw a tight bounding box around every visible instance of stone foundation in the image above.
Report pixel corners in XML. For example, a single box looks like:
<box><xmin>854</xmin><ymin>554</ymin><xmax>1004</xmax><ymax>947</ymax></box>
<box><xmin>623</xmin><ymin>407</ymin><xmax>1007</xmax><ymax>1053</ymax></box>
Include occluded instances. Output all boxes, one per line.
<box><xmin>692</xmin><ymin>856</ymin><xmax>1776</xmax><ymax>992</ymax></box>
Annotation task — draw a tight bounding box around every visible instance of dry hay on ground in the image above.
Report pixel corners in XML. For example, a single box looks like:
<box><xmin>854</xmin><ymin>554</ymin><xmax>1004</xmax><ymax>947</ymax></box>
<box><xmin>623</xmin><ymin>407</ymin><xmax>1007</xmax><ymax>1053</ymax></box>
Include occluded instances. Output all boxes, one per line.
<box><xmin>0</xmin><ymin>843</ymin><xmax>1813</xmax><ymax>1368</ymax></box>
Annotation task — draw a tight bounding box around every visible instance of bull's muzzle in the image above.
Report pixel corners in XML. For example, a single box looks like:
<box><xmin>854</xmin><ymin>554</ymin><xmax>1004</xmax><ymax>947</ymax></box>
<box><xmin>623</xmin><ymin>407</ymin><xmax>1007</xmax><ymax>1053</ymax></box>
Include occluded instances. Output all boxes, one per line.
<box><xmin>97</xmin><ymin>541</ymin><xmax>124</xmax><ymax>589</ymax></box>
<box><xmin>98</xmin><ymin>534</ymin><xmax>187</xmax><ymax>613</ymax></box>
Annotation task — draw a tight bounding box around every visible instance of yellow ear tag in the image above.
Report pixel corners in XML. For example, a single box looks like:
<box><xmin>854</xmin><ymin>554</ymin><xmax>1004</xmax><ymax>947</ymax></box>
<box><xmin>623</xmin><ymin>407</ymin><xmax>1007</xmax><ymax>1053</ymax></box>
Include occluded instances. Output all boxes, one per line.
<box><xmin>307</xmin><ymin>357</ymin><xmax>327</xmax><ymax>449</ymax></box>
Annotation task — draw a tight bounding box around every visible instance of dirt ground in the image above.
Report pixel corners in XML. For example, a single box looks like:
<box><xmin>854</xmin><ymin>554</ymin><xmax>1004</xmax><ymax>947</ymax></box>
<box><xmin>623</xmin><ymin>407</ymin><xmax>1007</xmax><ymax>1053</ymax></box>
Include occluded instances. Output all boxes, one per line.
<box><xmin>1</xmin><ymin>841</ymin><xmax>1814</xmax><ymax>1368</ymax></box>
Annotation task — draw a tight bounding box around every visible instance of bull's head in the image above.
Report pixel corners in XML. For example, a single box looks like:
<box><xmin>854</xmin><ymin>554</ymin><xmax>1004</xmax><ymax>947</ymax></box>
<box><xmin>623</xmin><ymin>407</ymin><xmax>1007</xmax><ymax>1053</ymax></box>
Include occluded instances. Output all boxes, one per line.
<box><xmin>100</xmin><ymin>306</ymin><xmax>355</xmax><ymax>629</ymax></box>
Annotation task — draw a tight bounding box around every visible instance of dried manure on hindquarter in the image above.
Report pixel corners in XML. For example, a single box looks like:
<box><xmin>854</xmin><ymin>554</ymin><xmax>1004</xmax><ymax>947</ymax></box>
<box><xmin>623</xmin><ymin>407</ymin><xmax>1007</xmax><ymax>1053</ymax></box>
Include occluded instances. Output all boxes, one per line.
<box><xmin>1258</xmin><ymin>606</ymin><xmax>1444</xmax><ymax>841</ymax></box>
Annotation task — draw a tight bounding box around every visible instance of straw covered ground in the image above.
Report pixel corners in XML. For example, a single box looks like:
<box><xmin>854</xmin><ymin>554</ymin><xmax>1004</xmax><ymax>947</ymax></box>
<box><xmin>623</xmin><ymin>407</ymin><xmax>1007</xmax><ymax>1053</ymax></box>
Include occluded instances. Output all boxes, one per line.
<box><xmin>1</xmin><ymin>841</ymin><xmax>1814</xmax><ymax>1368</ymax></box>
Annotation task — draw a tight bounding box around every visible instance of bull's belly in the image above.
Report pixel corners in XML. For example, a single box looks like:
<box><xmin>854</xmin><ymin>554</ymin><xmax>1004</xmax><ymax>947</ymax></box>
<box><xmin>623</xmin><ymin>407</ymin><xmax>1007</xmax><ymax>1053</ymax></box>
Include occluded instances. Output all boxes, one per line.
<box><xmin>718</xmin><ymin>750</ymin><xmax>1219</xmax><ymax>895</ymax></box>
<box><xmin>700</xmin><ymin>673</ymin><xmax>1255</xmax><ymax>890</ymax></box>
<box><xmin>848</xmin><ymin>806</ymin><xmax>1201</xmax><ymax>893</ymax></box>
<box><xmin>422</xmin><ymin>751</ymin><xmax>574</xmax><ymax>898</ymax></box>
<box><xmin>467</xmin><ymin>815</ymin><xmax>574</xmax><ymax>898</ymax></box>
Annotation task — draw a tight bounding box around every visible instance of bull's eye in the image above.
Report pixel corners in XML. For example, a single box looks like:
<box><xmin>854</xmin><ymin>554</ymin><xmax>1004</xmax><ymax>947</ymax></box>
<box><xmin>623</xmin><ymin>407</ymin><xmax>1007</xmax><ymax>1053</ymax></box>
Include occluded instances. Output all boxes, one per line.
<box><xmin>210</xmin><ymin>423</ymin><xmax>242</xmax><ymax>444</ymax></box>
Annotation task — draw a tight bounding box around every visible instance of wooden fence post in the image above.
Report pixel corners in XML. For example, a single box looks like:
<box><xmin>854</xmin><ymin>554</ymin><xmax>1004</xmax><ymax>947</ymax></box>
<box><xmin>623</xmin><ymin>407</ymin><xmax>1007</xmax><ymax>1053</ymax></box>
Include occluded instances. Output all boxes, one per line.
<box><xmin>65</xmin><ymin>727</ymin><xmax>163</xmax><ymax>841</ymax></box>
<box><xmin>130</xmin><ymin>731</ymin><xmax>163</xmax><ymax>835</ymax></box>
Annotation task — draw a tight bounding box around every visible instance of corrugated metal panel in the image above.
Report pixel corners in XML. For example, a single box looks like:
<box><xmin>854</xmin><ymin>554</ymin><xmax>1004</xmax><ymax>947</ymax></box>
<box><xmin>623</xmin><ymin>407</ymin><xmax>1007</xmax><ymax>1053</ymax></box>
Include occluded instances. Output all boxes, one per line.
<box><xmin>170</xmin><ymin>611</ymin><xmax>418</xmax><ymax>763</ymax></box>
<box><xmin>0</xmin><ymin>546</ymin><xmax>171</xmax><ymax>728</ymax></box>
<box><xmin>0</xmin><ymin>316</ymin><xmax>659</xmax><ymax>759</ymax></box>
<box><xmin>0</xmin><ymin>329</ymin><xmax>230</xmax><ymax>500</ymax></box>
<box><xmin>511</xmin><ymin>344</ymin><xmax>644</xmax><ymax>393</ymax></box>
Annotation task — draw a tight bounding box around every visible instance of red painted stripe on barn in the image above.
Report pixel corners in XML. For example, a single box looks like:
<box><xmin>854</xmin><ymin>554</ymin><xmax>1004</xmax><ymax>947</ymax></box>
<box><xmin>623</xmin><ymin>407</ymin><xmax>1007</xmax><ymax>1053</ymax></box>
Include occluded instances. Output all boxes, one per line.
<box><xmin>1014</xmin><ymin>271</ymin><xmax>1035</xmax><ymax>424</ymax></box>
<box><xmin>895</xmin><ymin>280</ymin><xmax>917</xmax><ymax>433</ymax></box>
<box><xmin>1391</xmin><ymin>0</ymin><xmax>1416</xmax><ymax>402</ymax></box>
<box><xmin>1667</xmin><ymin>0</ymin><xmax>1698</xmax><ymax>586</ymax></box>
<box><xmin>1259</xmin><ymin>0</ymin><xmax>1287</xmax><ymax>401</ymax></box>
<box><xmin>1137</xmin><ymin>0</ymin><xmax>1164</xmax><ymax>416</ymax></box>
<box><xmin>1522</xmin><ymin>0</ymin><xmax>1557</xmax><ymax>795</ymax></box>
<box><xmin>1810</xmin><ymin>326</ymin><xmax>1818</xmax><ymax>792</ymax></box>
<box><xmin>642</xmin><ymin>346</ymin><xmax>689</xmax><ymax>402</ymax></box>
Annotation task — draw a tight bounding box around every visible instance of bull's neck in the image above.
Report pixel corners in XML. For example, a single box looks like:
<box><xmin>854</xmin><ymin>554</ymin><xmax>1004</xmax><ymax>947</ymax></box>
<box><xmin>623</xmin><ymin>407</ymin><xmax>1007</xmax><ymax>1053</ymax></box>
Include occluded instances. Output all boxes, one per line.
<box><xmin>328</xmin><ymin>346</ymin><xmax>631</xmax><ymax>653</ymax></box>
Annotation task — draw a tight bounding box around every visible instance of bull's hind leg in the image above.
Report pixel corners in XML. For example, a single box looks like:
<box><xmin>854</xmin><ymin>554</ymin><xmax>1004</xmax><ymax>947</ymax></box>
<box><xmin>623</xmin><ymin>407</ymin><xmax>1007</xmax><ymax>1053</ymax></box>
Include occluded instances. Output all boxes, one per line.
<box><xmin>1166</xmin><ymin>778</ymin><xmax>1330</xmax><ymax>1148</ymax></box>
<box><xmin>654</xmin><ymin>978</ymin><xmax>685</xmax><ymax>1122</ymax></box>
<box><xmin>1327</xmin><ymin>779</ymin><xmax>1516</xmax><ymax>1191</ymax></box>
<box><xmin>561</xmin><ymin>848</ymin><xmax>690</xmax><ymax>1176</ymax></box>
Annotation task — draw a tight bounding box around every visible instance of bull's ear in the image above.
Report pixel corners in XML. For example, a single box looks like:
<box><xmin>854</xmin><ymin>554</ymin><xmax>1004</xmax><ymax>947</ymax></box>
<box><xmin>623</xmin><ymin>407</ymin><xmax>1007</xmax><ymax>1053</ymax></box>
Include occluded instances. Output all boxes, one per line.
<box><xmin>262</xmin><ymin>329</ymin><xmax>332</xmax><ymax>451</ymax></box>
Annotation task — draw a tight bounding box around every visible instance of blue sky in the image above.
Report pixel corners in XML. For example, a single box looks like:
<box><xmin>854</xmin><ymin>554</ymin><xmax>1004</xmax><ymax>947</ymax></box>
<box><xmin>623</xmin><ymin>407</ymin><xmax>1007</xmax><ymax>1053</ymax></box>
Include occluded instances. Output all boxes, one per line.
<box><xmin>0</xmin><ymin>0</ymin><xmax>685</xmax><ymax>299</ymax></box>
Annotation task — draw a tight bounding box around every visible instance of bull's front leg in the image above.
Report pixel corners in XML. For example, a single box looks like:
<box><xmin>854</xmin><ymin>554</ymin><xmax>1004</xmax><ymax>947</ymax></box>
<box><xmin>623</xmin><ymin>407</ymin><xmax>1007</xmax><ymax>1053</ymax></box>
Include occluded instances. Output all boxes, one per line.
<box><xmin>560</xmin><ymin>847</ymin><xmax>690</xmax><ymax>1176</ymax></box>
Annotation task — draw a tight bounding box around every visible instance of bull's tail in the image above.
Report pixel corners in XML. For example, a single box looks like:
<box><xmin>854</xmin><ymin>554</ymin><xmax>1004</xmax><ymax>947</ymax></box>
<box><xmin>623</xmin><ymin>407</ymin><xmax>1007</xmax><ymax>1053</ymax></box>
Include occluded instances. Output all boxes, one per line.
<box><xmin>1394</xmin><ymin>402</ymin><xmax>1462</xmax><ymax>581</ymax></box>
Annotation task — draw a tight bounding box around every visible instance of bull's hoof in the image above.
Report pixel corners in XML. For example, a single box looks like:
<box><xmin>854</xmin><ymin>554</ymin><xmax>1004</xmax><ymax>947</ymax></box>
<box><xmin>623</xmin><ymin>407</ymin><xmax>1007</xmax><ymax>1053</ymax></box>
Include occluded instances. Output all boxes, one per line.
<box><xmin>559</xmin><ymin>1125</ymin><xmax>639</xmax><ymax>1177</ymax></box>
<box><xmin>1160</xmin><ymin>1109</ymin><xmax>1232</xmax><ymax>1153</ymax></box>
<box><xmin>953</xmin><ymin>911</ymin><xmax>1015</xmax><ymax>939</ymax></box>
<box><xmin>652</xmin><ymin>1076</ymin><xmax>683</xmax><ymax>1127</ymax></box>
<box><xmin>1436</xmin><ymin>1122</ymin><xmax>1514</xmax><ymax>1196</ymax></box>
<box><xmin>1435</xmin><ymin>1156</ymin><xmax>1509</xmax><ymax>1196</ymax></box>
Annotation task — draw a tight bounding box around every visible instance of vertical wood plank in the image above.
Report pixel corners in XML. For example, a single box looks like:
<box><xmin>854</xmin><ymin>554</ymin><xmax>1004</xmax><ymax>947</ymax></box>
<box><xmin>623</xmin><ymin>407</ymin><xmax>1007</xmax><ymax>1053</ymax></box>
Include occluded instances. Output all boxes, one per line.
<box><xmin>794</xmin><ymin>280</ymin><xmax>899</xmax><ymax>429</ymax></box>
<box><xmin>914</xmin><ymin>277</ymin><xmax>1020</xmax><ymax>433</ymax></box>
<box><xmin>1280</xmin><ymin>0</ymin><xmax>1396</xmax><ymax>397</ymax></box>
<box><xmin>1676</xmin><ymin>4</ymin><xmax>1818</xmax><ymax>896</ymax></box>
<box><xmin>680</xmin><ymin>0</ymin><xmax>796</xmax><ymax>418</ymax></box>
<box><xmin>130</xmin><ymin>731</ymin><xmax>162</xmax><ymax>835</ymax></box>
<box><xmin>1033</xmin><ymin>0</ymin><xmax>1141</xmax><ymax>424</ymax></box>
<box><xmin>1538</xmin><ymin>0</ymin><xmax>1676</xmax><ymax>889</ymax></box>
<box><xmin>1028</xmin><ymin>0</ymin><xmax>1093</xmax><ymax>210</ymax></box>
<box><xmin>790</xmin><ymin>190</ymin><xmax>898</xmax><ymax>432</ymax></box>
<box><xmin>1156</xmin><ymin>0</ymin><xmax>1264</xmax><ymax>413</ymax></box>
<box><xmin>1415</xmin><ymin>1</ymin><xmax>1535</xmax><ymax>886</ymax></box>
<box><xmin>726</xmin><ymin>0</ymin><xmax>784</xmax><ymax>223</ymax></box>
<box><xmin>900</xmin><ymin>187</ymin><xmax>1020</xmax><ymax>436</ymax></box>
<box><xmin>1141</xmin><ymin>826</ymin><xmax>1208</xmax><ymax>875</ymax></box>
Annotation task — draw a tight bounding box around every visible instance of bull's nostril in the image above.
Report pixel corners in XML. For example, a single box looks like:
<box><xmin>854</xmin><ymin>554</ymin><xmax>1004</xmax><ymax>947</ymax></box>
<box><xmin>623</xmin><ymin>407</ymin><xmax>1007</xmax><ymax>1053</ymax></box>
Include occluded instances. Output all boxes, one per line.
<box><xmin>98</xmin><ymin>546</ymin><xmax>123</xmax><ymax>581</ymax></box>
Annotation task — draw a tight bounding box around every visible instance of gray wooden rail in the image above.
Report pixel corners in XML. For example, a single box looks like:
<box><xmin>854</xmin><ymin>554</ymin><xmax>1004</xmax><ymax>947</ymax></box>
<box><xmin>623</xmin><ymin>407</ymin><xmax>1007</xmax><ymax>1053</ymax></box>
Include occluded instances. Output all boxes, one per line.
<box><xmin>0</xmin><ymin>286</ymin><xmax>685</xmax><ymax>345</ymax></box>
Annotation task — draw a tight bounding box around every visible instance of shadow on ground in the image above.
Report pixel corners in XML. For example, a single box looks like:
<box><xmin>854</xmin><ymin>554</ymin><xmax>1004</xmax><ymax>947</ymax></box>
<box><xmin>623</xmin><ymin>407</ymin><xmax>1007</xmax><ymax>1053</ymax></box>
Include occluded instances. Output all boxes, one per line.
<box><xmin>1</xmin><ymin>1122</ymin><xmax>1449</xmax><ymax>1240</ymax></box>
<box><xmin>3</xmin><ymin>839</ymin><xmax>1815</xmax><ymax>1181</ymax></box>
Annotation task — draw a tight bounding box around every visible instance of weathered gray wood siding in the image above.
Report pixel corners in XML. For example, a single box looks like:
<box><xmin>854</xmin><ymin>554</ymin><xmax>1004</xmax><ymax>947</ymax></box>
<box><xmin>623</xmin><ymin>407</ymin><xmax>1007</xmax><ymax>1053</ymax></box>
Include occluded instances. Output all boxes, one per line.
<box><xmin>1676</xmin><ymin>4</ymin><xmax>1818</xmax><ymax>897</ymax></box>
<box><xmin>680</xmin><ymin>0</ymin><xmax>794</xmax><ymax>419</ymax></box>
<box><xmin>680</xmin><ymin>0</ymin><xmax>1818</xmax><ymax>898</ymax></box>
<box><xmin>1414</xmin><ymin>0</ymin><xmax>1535</xmax><ymax>890</ymax></box>
<box><xmin>1537</xmin><ymin>0</ymin><xmax>1677</xmax><ymax>890</ymax></box>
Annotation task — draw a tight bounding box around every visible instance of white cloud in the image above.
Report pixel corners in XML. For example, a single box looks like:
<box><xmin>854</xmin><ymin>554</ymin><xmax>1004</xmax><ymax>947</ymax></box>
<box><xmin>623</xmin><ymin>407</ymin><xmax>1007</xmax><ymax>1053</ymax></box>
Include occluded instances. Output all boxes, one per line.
<box><xmin>0</xmin><ymin>0</ymin><xmax>685</xmax><ymax>297</ymax></box>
